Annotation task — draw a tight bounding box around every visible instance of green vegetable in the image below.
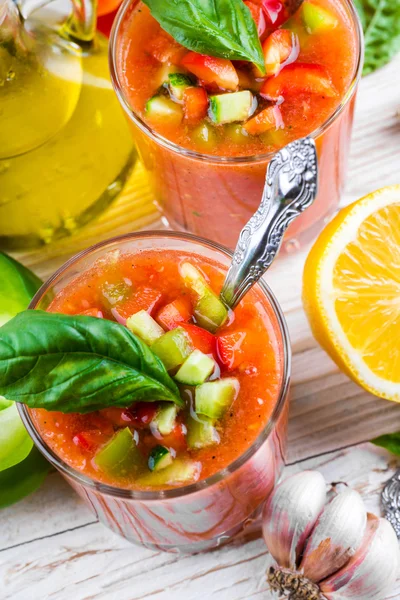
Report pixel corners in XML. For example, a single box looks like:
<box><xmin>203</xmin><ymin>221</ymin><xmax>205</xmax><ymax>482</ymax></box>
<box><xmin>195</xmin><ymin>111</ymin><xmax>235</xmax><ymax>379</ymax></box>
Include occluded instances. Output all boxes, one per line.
<box><xmin>0</xmin><ymin>446</ymin><xmax>51</xmax><ymax>509</ymax></box>
<box><xmin>94</xmin><ymin>428</ymin><xmax>144</xmax><ymax>476</ymax></box>
<box><xmin>152</xmin><ymin>403</ymin><xmax>179</xmax><ymax>435</ymax></box>
<box><xmin>148</xmin><ymin>445</ymin><xmax>173</xmax><ymax>471</ymax></box>
<box><xmin>126</xmin><ymin>310</ymin><xmax>164</xmax><ymax>346</ymax></box>
<box><xmin>145</xmin><ymin>95</ymin><xmax>183</xmax><ymax>124</ymax></box>
<box><xmin>187</xmin><ymin>415</ymin><xmax>220</xmax><ymax>449</ymax></box>
<box><xmin>353</xmin><ymin>0</ymin><xmax>400</xmax><ymax>74</ymax></box>
<box><xmin>142</xmin><ymin>0</ymin><xmax>266</xmax><ymax>74</ymax></box>
<box><xmin>0</xmin><ymin>397</ymin><xmax>33</xmax><ymax>471</ymax></box>
<box><xmin>195</xmin><ymin>377</ymin><xmax>239</xmax><ymax>419</ymax></box>
<box><xmin>0</xmin><ymin>252</ymin><xmax>42</xmax><ymax>326</ymax></box>
<box><xmin>301</xmin><ymin>1</ymin><xmax>338</xmax><ymax>33</ymax></box>
<box><xmin>139</xmin><ymin>459</ymin><xmax>200</xmax><ymax>486</ymax></box>
<box><xmin>168</xmin><ymin>73</ymin><xmax>193</xmax><ymax>101</ymax></box>
<box><xmin>175</xmin><ymin>349</ymin><xmax>215</xmax><ymax>385</ymax></box>
<box><xmin>191</xmin><ymin>122</ymin><xmax>218</xmax><ymax>150</ymax></box>
<box><xmin>0</xmin><ymin>311</ymin><xmax>183</xmax><ymax>413</ymax></box>
<box><xmin>151</xmin><ymin>326</ymin><xmax>193</xmax><ymax>371</ymax></box>
<box><xmin>372</xmin><ymin>431</ymin><xmax>400</xmax><ymax>456</ymax></box>
<box><xmin>209</xmin><ymin>91</ymin><xmax>253</xmax><ymax>125</ymax></box>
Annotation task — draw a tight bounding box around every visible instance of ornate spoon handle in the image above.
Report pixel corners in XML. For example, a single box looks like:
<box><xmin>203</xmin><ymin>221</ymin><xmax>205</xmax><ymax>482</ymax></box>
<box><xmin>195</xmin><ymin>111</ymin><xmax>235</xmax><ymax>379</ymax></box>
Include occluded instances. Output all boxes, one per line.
<box><xmin>220</xmin><ymin>137</ymin><xmax>318</xmax><ymax>309</ymax></box>
<box><xmin>382</xmin><ymin>469</ymin><xmax>400</xmax><ymax>539</ymax></box>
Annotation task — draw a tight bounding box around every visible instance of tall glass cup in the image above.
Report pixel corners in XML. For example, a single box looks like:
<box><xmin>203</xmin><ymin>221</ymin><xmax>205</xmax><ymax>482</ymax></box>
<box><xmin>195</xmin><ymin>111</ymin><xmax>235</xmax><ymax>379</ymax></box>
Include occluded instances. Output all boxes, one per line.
<box><xmin>109</xmin><ymin>0</ymin><xmax>363</xmax><ymax>251</ymax></box>
<box><xmin>18</xmin><ymin>232</ymin><xmax>290</xmax><ymax>553</ymax></box>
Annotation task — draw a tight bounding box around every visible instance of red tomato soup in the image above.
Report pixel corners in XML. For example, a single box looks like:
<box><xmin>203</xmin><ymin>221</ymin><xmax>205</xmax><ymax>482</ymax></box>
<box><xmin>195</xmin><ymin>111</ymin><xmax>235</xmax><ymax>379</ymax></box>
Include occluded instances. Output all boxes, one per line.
<box><xmin>30</xmin><ymin>250</ymin><xmax>284</xmax><ymax>491</ymax></box>
<box><xmin>113</xmin><ymin>0</ymin><xmax>360</xmax><ymax>248</ymax></box>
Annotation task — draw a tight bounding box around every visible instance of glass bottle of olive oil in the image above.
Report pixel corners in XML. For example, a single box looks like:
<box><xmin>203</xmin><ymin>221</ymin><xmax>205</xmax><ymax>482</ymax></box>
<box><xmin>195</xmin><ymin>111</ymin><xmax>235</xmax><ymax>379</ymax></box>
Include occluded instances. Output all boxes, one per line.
<box><xmin>0</xmin><ymin>0</ymin><xmax>135</xmax><ymax>249</ymax></box>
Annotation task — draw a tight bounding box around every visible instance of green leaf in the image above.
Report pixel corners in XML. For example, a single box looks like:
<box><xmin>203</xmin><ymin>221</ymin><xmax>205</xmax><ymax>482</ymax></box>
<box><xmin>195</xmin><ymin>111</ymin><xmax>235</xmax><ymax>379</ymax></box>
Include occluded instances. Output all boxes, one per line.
<box><xmin>354</xmin><ymin>0</ymin><xmax>400</xmax><ymax>75</ymax></box>
<box><xmin>372</xmin><ymin>431</ymin><xmax>400</xmax><ymax>456</ymax></box>
<box><xmin>0</xmin><ymin>446</ymin><xmax>51</xmax><ymax>509</ymax></box>
<box><xmin>0</xmin><ymin>311</ymin><xmax>183</xmax><ymax>413</ymax></box>
<box><xmin>0</xmin><ymin>252</ymin><xmax>42</xmax><ymax>327</ymax></box>
<box><xmin>0</xmin><ymin>397</ymin><xmax>33</xmax><ymax>471</ymax></box>
<box><xmin>142</xmin><ymin>0</ymin><xmax>266</xmax><ymax>73</ymax></box>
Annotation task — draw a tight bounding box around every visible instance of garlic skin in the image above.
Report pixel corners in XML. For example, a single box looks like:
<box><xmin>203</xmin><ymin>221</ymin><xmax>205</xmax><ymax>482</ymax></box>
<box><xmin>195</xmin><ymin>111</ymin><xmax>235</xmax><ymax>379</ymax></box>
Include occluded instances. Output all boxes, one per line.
<box><xmin>300</xmin><ymin>488</ymin><xmax>367</xmax><ymax>583</ymax></box>
<box><xmin>320</xmin><ymin>513</ymin><xmax>400</xmax><ymax>600</ymax></box>
<box><xmin>262</xmin><ymin>470</ymin><xmax>326</xmax><ymax>569</ymax></box>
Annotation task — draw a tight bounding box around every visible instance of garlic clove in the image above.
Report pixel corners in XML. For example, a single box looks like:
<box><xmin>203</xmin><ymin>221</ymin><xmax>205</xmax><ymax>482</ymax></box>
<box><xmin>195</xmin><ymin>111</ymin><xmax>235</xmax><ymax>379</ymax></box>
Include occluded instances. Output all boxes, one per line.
<box><xmin>300</xmin><ymin>488</ymin><xmax>367</xmax><ymax>582</ymax></box>
<box><xmin>320</xmin><ymin>513</ymin><xmax>400</xmax><ymax>600</ymax></box>
<box><xmin>262</xmin><ymin>470</ymin><xmax>326</xmax><ymax>569</ymax></box>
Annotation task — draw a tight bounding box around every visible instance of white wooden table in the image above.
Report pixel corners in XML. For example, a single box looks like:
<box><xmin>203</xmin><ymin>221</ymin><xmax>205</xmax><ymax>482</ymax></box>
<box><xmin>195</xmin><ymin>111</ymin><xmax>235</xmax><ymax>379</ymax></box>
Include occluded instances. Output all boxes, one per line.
<box><xmin>1</xmin><ymin>55</ymin><xmax>400</xmax><ymax>600</ymax></box>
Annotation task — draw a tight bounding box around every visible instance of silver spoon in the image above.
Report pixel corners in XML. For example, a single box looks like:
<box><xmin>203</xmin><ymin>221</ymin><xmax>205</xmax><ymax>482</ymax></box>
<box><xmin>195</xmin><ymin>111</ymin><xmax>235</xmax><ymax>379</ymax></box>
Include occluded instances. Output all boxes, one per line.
<box><xmin>382</xmin><ymin>470</ymin><xmax>400</xmax><ymax>539</ymax></box>
<box><xmin>220</xmin><ymin>136</ymin><xmax>318</xmax><ymax>309</ymax></box>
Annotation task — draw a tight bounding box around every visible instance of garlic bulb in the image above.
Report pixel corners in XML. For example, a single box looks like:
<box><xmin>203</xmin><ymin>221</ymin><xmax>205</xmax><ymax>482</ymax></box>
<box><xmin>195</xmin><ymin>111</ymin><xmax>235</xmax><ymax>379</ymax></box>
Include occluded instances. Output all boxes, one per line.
<box><xmin>262</xmin><ymin>470</ymin><xmax>326</xmax><ymax>569</ymax></box>
<box><xmin>263</xmin><ymin>470</ymin><xmax>400</xmax><ymax>600</ymax></box>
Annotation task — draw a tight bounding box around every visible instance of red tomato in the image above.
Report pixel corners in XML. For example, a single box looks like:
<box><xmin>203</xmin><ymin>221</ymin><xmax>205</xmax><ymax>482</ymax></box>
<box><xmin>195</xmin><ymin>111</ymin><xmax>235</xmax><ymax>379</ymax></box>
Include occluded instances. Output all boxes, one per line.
<box><xmin>129</xmin><ymin>402</ymin><xmax>159</xmax><ymax>426</ymax></box>
<box><xmin>97</xmin><ymin>0</ymin><xmax>122</xmax><ymax>17</ymax></box>
<box><xmin>260</xmin><ymin>63</ymin><xmax>337</xmax><ymax>101</ymax></box>
<box><xmin>161</xmin><ymin>424</ymin><xmax>187</xmax><ymax>453</ymax></box>
<box><xmin>147</xmin><ymin>32</ymin><xmax>187</xmax><ymax>64</ymax></box>
<box><xmin>114</xmin><ymin>287</ymin><xmax>163</xmax><ymax>320</ymax></box>
<box><xmin>180</xmin><ymin>323</ymin><xmax>216</xmax><ymax>355</ymax></box>
<box><xmin>181</xmin><ymin>52</ymin><xmax>239</xmax><ymax>91</ymax></box>
<box><xmin>79</xmin><ymin>307</ymin><xmax>104</xmax><ymax>318</ymax></box>
<box><xmin>261</xmin><ymin>0</ymin><xmax>288</xmax><ymax>27</ymax></box>
<box><xmin>244</xmin><ymin>1</ymin><xmax>267</xmax><ymax>37</ymax></box>
<box><xmin>183</xmin><ymin>87</ymin><xmax>209</xmax><ymax>124</ymax></box>
<box><xmin>156</xmin><ymin>296</ymin><xmax>192</xmax><ymax>330</ymax></box>
<box><xmin>262</xmin><ymin>29</ymin><xmax>297</xmax><ymax>76</ymax></box>
<box><xmin>216</xmin><ymin>331</ymin><xmax>247</xmax><ymax>370</ymax></box>
<box><xmin>244</xmin><ymin>105</ymin><xmax>283</xmax><ymax>135</ymax></box>
<box><xmin>72</xmin><ymin>430</ymin><xmax>110</xmax><ymax>452</ymax></box>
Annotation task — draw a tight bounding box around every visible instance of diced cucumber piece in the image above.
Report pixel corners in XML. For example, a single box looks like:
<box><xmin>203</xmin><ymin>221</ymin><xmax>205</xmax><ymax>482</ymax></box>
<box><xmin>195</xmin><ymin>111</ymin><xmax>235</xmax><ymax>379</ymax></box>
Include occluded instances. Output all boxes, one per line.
<box><xmin>175</xmin><ymin>349</ymin><xmax>215</xmax><ymax>385</ymax></box>
<box><xmin>225</xmin><ymin>123</ymin><xmax>250</xmax><ymax>144</ymax></box>
<box><xmin>301</xmin><ymin>2</ymin><xmax>338</xmax><ymax>33</ymax></box>
<box><xmin>191</xmin><ymin>122</ymin><xmax>217</xmax><ymax>150</ymax></box>
<box><xmin>209</xmin><ymin>91</ymin><xmax>253</xmax><ymax>125</ymax></box>
<box><xmin>145</xmin><ymin>95</ymin><xmax>183</xmax><ymax>125</ymax></box>
<box><xmin>139</xmin><ymin>459</ymin><xmax>201</xmax><ymax>486</ymax></box>
<box><xmin>168</xmin><ymin>73</ymin><xmax>192</xmax><ymax>101</ymax></box>
<box><xmin>187</xmin><ymin>415</ymin><xmax>220</xmax><ymax>449</ymax></box>
<box><xmin>151</xmin><ymin>326</ymin><xmax>193</xmax><ymax>371</ymax></box>
<box><xmin>152</xmin><ymin>403</ymin><xmax>178</xmax><ymax>435</ymax></box>
<box><xmin>180</xmin><ymin>262</ymin><xmax>208</xmax><ymax>296</ymax></box>
<box><xmin>148</xmin><ymin>445</ymin><xmax>173</xmax><ymax>471</ymax></box>
<box><xmin>126</xmin><ymin>310</ymin><xmax>164</xmax><ymax>346</ymax></box>
<box><xmin>195</xmin><ymin>378</ymin><xmax>239</xmax><ymax>420</ymax></box>
<box><xmin>156</xmin><ymin>63</ymin><xmax>180</xmax><ymax>87</ymax></box>
<box><xmin>94</xmin><ymin>428</ymin><xmax>144</xmax><ymax>476</ymax></box>
<box><xmin>194</xmin><ymin>293</ymin><xmax>228</xmax><ymax>333</ymax></box>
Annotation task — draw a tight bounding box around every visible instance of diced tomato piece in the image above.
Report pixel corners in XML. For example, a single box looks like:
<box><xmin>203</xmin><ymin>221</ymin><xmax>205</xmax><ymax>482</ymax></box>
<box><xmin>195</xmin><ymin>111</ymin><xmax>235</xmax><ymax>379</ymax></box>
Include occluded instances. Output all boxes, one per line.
<box><xmin>79</xmin><ymin>307</ymin><xmax>104</xmax><ymax>318</ymax></box>
<box><xmin>161</xmin><ymin>424</ymin><xmax>187</xmax><ymax>453</ymax></box>
<box><xmin>156</xmin><ymin>296</ymin><xmax>192</xmax><ymax>330</ymax></box>
<box><xmin>261</xmin><ymin>0</ymin><xmax>289</xmax><ymax>27</ymax></box>
<box><xmin>244</xmin><ymin>105</ymin><xmax>283</xmax><ymax>135</ymax></box>
<box><xmin>147</xmin><ymin>32</ymin><xmax>187</xmax><ymax>65</ymax></box>
<box><xmin>113</xmin><ymin>287</ymin><xmax>163</xmax><ymax>321</ymax></box>
<box><xmin>73</xmin><ymin>430</ymin><xmax>110</xmax><ymax>452</ymax></box>
<box><xmin>183</xmin><ymin>87</ymin><xmax>209</xmax><ymax>124</ymax></box>
<box><xmin>260</xmin><ymin>63</ymin><xmax>337</xmax><ymax>101</ymax></box>
<box><xmin>262</xmin><ymin>29</ymin><xmax>296</xmax><ymax>76</ymax></box>
<box><xmin>129</xmin><ymin>402</ymin><xmax>159</xmax><ymax>427</ymax></box>
<box><xmin>181</xmin><ymin>52</ymin><xmax>239</xmax><ymax>91</ymax></box>
<box><xmin>244</xmin><ymin>1</ymin><xmax>267</xmax><ymax>37</ymax></box>
<box><xmin>180</xmin><ymin>323</ymin><xmax>216</xmax><ymax>356</ymax></box>
<box><xmin>216</xmin><ymin>331</ymin><xmax>247</xmax><ymax>371</ymax></box>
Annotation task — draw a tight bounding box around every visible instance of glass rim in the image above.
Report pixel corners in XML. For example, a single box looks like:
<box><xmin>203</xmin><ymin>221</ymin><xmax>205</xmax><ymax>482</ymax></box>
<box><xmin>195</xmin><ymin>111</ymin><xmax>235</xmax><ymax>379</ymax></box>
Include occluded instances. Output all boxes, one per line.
<box><xmin>108</xmin><ymin>0</ymin><xmax>364</xmax><ymax>164</ymax></box>
<box><xmin>18</xmin><ymin>230</ymin><xmax>291</xmax><ymax>501</ymax></box>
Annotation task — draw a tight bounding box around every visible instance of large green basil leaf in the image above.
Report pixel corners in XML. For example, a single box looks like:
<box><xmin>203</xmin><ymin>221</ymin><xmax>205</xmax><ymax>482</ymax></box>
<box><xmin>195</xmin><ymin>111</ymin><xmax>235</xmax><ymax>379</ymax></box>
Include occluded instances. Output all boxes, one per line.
<box><xmin>0</xmin><ymin>446</ymin><xmax>51</xmax><ymax>509</ymax></box>
<box><xmin>0</xmin><ymin>396</ymin><xmax>33</xmax><ymax>471</ymax></box>
<box><xmin>0</xmin><ymin>252</ymin><xmax>42</xmax><ymax>327</ymax></box>
<box><xmin>354</xmin><ymin>0</ymin><xmax>400</xmax><ymax>75</ymax></box>
<box><xmin>0</xmin><ymin>311</ymin><xmax>183</xmax><ymax>413</ymax></box>
<box><xmin>372</xmin><ymin>431</ymin><xmax>400</xmax><ymax>456</ymax></box>
<box><xmin>142</xmin><ymin>0</ymin><xmax>266</xmax><ymax>73</ymax></box>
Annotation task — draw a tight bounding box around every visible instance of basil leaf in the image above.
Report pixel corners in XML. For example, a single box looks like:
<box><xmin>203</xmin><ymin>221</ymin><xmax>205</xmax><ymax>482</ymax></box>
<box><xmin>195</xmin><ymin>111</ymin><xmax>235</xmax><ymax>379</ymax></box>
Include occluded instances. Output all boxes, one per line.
<box><xmin>142</xmin><ymin>0</ymin><xmax>266</xmax><ymax>73</ymax></box>
<box><xmin>0</xmin><ymin>311</ymin><xmax>183</xmax><ymax>413</ymax></box>
<box><xmin>0</xmin><ymin>252</ymin><xmax>42</xmax><ymax>327</ymax></box>
<box><xmin>354</xmin><ymin>0</ymin><xmax>400</xmax><ymax>75</ymax></box>
<box><xmin>0</xmin><ymin>446</ymin><xmax>51</xmax><ymax>509</ymax></box>
<box><xmin>0</xmin><ymin>397</ymin><xmax>33</xmax><ymax>471</ymax></box>
<box><xmin>372</xmin><ymin>431</ymin><xmax>400</xmax><ymax>456</ymax></box>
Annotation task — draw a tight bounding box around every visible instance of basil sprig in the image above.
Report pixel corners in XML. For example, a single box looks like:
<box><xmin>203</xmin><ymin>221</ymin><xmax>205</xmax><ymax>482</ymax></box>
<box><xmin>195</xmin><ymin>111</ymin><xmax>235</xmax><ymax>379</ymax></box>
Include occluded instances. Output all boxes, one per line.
<box><xmin>142</xmin><ymin>0</ymin><xmax>266</xmax><ymax>74</ymax></box>
<box><xmin>373</xmin><ymin>432</ymin><xmax>400</xmax><ymax>456</ymax></box>
<box><xmin>0</xmin><ymin>311</ymin><xmax>183</xmax><ymax>413</ymax></box>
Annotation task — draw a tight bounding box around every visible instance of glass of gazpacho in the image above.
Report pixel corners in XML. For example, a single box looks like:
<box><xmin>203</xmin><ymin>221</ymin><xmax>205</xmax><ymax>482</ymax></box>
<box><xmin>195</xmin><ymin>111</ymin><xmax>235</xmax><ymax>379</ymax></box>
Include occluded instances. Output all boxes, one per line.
<box><xmin>18</xmin><ymin>232</ymin><xmax>290</xmax><ymax>552</ymax></box>
<box><xmin>109</xmin><ymin>0</ymin><xmax>363</xmax><ymax>250</ymax></box>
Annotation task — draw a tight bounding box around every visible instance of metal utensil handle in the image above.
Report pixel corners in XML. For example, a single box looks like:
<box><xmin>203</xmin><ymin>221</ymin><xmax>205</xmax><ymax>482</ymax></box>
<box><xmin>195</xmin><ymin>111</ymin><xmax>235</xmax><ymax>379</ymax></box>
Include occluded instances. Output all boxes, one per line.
<box><xmin>220</xmin><ymin>137</ymin><xmax>318</xmax><ymax>309</ymax></box>
<box><xmin>382</xmin><ymin>469</ymin><xmax>400</xmax><ymax>539</ymax></box>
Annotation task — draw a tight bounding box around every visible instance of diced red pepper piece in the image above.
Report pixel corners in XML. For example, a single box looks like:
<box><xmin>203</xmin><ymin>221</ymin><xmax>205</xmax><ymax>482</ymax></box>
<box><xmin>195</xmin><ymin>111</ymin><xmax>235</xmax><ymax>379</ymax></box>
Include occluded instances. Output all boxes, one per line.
<box><xmin>244</xmin><ymin>105</ymin><xmax>283</xmax><ymax>135</ymax></box>
<box><xmin>216</xmin><ymin>331</ymin><xmax>247</xmax><ymax>371</ymax></box>
<box><xmin>79</xmin><ymin>307</ymin><xmax>104</xmax><ymax>318</ymax></box>
<box><xmin>244</xmin><ymin>1</ymin><xmax>267</xmax><ymax>38</ymax></box>
<box><xmin>73</xmin><ymin>430</ymin><xmax>110</xmax><ymax>452</ymax></box>
<box><xmin>183</xmin><ymin>87</ymin><xmax>209</xmax><ymax>124</ymax></box>
<box><xmin>181</xmin><ymin>52</ymin><xmax>239</xmax><ymax>91</ymax></box>
<box><xmin>180</xmin><ymin>323</ymin><xmax>216</xmax><ymax>356</ymax></box>
<box><xmin>156</xmin><ymin>296</ymin><xmax>192</xmax><ymax>330</ymax></box>
<box><xmin>113</xmin><ymin>287</ymin><xmax>163</xmax><ymax>321</ymax></box>
<box><xmin>261</xmin><ymin>0</ymin><xmax>289</xmax><ymax>27</ymax></box>
<box><xmin>129</xmin><ymin>402</ymin><xmax>159</xmax><ymax>427</ymax></box>
<box><xmin>147</xmin><ymin>32</ymin><xmax>187</xmax><ymax>65</ymax></box>
<box><xmin>260</xmin><ymin>63</ymin><xmax>337</xmax><ymax>101</ymax></box>
<box><xmin>262</xmin><ymin>29</ymin><xmax>296</xmax><ymax>76</ymax></box>
<box><xmin>160</xmin><ymin>424</ymin><xmax>187</xmax><ymax>453</ymax></box>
